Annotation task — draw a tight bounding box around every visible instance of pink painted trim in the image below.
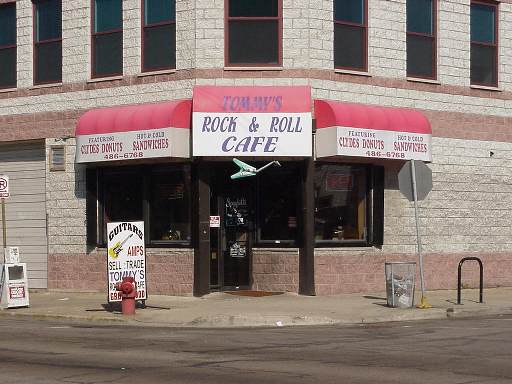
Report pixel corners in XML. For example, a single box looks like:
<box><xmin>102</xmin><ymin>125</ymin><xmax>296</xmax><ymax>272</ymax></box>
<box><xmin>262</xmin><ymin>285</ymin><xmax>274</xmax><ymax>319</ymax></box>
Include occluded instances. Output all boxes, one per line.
<box><xmin>314</xmin><ymin>99</ymin><xmax>432</xmax><ymax>134</ymax></box>
<box><xmin>75</xmin><ymin>99</ymin><xmax>192</xmax><ymax>135</ymax></box>
<box><xmin>192</xmin><ymin>85</ymin><xmax>311</xmax><ymax>113</ymax></box>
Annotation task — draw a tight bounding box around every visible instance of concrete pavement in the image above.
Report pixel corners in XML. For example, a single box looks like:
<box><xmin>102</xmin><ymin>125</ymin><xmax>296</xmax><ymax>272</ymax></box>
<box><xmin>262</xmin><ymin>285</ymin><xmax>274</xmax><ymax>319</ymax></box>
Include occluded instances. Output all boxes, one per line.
<box><xmin>1</xmin><ymin>287</ymin><xmax>511</xmax><ymax>327</ymax></box>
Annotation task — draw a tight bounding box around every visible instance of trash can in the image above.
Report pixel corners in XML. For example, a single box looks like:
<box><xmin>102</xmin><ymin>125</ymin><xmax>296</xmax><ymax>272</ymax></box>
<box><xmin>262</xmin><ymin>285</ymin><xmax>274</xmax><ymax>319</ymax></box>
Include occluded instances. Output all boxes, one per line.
<box><xmin>385</xmin><ymin>262</ymin><xmax>416</xmax><ymax>308</ymax></box>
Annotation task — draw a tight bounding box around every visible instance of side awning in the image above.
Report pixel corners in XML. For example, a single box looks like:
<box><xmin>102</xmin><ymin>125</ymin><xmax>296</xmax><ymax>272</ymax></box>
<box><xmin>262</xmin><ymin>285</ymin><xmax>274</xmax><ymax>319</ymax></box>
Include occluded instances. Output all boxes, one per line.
<box><xmin>315</xmin><ymin>100</ymin><xmax>432</xmax><ymax>162</ymax></box>
<box><xmin>75</xmin><ymin>100</ymin><xmax>192</xmax><ymax>163</ymax></box>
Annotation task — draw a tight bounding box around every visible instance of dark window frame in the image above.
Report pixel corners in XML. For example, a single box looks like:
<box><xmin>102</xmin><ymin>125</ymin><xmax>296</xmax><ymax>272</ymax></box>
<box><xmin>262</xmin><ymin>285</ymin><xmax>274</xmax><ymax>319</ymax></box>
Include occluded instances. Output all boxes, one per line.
<box><xmin>254</xmin><ymin>162</ymin><xmax>301</xmax><ymax>247</ymax></box>
<box><xmin>0</xmin><ymin>2</ymin><xmax>17</xmax><ymax>90</ymax></box>
<box><xmin>33</xmin><ymin>0</ymin><xmax>62</xmax><ymax>85</ymax></box>
<box><xmin>141</xmin><ymin>0</ymin><xmax>176</xmax><ymax>72</ymax></box>
<box><xmin>334</xmin><ymin>0</ymin><xmax>368</xmax><ymax>72</ymax></box>
<box><xmin>406</xmin><ymin>0</ymin><xmax>437</xmax><ymax>80</ymax></box>
<box><xmin>92</xmin><ymin>164</ymin><xmax>193</xmax><ymax>248</ymax></box>
<box><xmin>470</xmin><ymin>0</ymin><xmax>499</xmax><ymax>87</ymax></box>
<box><xmin>224</xmin><ymin>0</ymin><xmax>283</xmax><ymax>67</ymax></box>
<box><xmin>91</xmin><ymin>0</ymin><xmax>123</xmax><ymax>78</ymax></box>
<box><xmin>313</xmin><ymin>163</ymin><xmax>383</xmax><ymax>248</ymax></box>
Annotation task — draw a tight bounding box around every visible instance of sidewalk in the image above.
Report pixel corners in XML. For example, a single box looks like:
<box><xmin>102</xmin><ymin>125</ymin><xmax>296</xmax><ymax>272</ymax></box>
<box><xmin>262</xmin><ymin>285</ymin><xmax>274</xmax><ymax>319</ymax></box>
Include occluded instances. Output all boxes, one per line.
<box><xmin>1</xmin><ymin>288</ymin><xmax>511</xmax><ymax>328</ymax></box>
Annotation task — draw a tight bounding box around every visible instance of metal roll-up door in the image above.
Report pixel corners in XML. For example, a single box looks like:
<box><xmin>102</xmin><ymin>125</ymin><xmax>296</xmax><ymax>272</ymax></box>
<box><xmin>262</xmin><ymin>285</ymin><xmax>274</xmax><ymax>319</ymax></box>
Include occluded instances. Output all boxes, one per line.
<box><xmin>0</xmin><ymin>142</ymin><xmax>47</xmax><ymax>288</ymax></box>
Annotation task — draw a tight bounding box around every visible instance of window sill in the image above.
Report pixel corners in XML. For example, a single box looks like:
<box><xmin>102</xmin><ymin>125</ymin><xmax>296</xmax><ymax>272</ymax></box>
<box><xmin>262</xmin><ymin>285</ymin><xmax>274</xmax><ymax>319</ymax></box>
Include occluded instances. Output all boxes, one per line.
<box><xmin>137</xmin><ymin>69</ymin><xmax>176</xmax><ymax>77</ymax></box>
<box><xmin>253</xmin><ymin>243</ymin><xmax>298</xmax><ymax>248</ymax></box>
<box><xmin>470</xmin><ymin>84</ymin><xmax>502</xmax><ymax>92</ymax></box>
<box><xmin>30</xmin><ymin>82</ymin><xmax>63</xmax><ymax>90</ymax></box>
<box><xmin>0</xmin><ymin>87</ymin><xmax>17</xmax><ymax>93</ymax></box>
<box><xmin>94</xmin><ymin>245</ymin><xmax>192</xmax><ymax>252</ymax></box>
<box><xmin>224</xmin><ymin>66</ymin><xmax>283</xmax><ymax>71</ymax></box>
<box><xmin>406</xmin><ymin>77</ymin><xmax>440</xmax><ymax>85</ymax></box>
<box><xmin>334</xmin><ymin>69</ymin><xmax>371</xmax><ymax>77</ymax></box>
<box><xmin>314</xmin><ymin>245</ymin><xmax>377</xmax><ymax>251</ymax></box>
<box><xmin>87</xmin><ymin>75</ymin><xmax>124</xmax><ymax>84</ymax></box>
<box><xmin>253</xmin><ymin>247</ymin><xmax>299</xmax><ymax>252</ymax></box>
<box><xmin>314</xmin><ymin>242</ymin><xmax>370</xmax><ymax>248</ymax></box>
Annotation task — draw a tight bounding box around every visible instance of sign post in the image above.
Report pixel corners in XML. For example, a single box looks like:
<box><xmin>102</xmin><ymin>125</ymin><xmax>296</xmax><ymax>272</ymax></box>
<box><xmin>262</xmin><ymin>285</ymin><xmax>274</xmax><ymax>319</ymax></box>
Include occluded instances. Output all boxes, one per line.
<box><xmin>0</xmin><ymin>175</ymin><xmax>9</xmax><ymax>254</ymax></box>
<box><xmin>0</xmin><ymin>175</ymin><xmax>9</xmax><ymax>308</ymax></box>
<box><xmin>398</xmin><ymin>160</ymin><xmax>433</xmax><ymax>309</ymax></box>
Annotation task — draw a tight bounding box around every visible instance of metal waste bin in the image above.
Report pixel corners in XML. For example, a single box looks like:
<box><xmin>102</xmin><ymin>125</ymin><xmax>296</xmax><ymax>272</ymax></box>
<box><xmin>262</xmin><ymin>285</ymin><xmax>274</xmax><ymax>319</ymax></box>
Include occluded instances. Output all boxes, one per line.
<box><xmin>385</xmin><ymin>262</ymin><xmax>416</xmax><ymax>308</ymax></box>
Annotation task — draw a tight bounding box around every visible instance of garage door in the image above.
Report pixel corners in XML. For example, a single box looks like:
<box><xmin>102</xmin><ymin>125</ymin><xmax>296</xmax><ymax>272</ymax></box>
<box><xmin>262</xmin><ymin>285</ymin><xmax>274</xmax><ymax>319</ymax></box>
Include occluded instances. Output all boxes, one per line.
<box><xmin>0</xmin><ymin>142</ymin><xmax>47</xmax><ymax>288</ymax></box>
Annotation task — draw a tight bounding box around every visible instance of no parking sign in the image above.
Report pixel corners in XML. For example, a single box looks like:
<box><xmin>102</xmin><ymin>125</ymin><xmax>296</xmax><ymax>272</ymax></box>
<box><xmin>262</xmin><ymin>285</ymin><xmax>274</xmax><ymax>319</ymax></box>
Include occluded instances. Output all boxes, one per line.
<box><xmin>0</xmin><ymin>175</ymin><xmax>8</xmax><ymax>198</ymax></box>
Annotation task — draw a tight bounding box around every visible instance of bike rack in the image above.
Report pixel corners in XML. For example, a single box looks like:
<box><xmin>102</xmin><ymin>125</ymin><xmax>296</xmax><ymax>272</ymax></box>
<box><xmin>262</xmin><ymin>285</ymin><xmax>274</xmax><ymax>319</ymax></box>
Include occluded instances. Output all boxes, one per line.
<box><xmin>457</xmin><ymin>257</ymin><xmax>483</xmax><ymax>305</ymax></box>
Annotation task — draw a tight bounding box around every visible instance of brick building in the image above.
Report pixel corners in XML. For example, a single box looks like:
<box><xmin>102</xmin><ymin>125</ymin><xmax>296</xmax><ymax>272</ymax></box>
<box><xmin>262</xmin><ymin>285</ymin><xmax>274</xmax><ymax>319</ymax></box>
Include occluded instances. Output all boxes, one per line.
<box><xmin>1</xmin><ymin>0</ymin><xmax>512</xmax><ymax>297</ymax></box>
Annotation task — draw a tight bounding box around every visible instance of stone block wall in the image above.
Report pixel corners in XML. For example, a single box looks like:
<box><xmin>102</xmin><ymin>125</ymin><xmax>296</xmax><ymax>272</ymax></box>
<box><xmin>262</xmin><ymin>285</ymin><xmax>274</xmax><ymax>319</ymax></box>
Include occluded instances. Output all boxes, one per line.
<box><xmin>49</xmin><ymin>249</ymin><xmax>194</xmax><ymax>295</ymax></box>
<box><xmin>4</xmin><ymin>0</ymin><xmax>512</xmax><ymax>296</ymax></box>
<box><xmin>252</xmin><ymin>249</ymin><xmax>299</xmax><ymax>293</ymax></box>
<box><xmin>369</xmin><ymin>0</ymin><xmax>406</xmax><ymax>78</ymax></box>
<box><xmin>46</xmin><ymin>138</ymin><xmax>87</xmax><ymax>255</ymax></box>
<box><xmin>16</xmin><ymin>0</ymin><xmax>32</xmax><ymax>88</ymax></box>
<box><xmin>314</xmin><ymin>135</ymin><xmax>512</xmax><ymax>294</ymax></box>
<box><xmin>62</xmin><ymin>0</ymin><xmax>90</xmax><ymax>83</ymax></box>
<box><xmin>7</xmin><ymin>0</ymin><xmax>512</xmax><ymax>90</ymax></box>
<box><xmin>438</xmin><ymin>0</ymin><xmax>471</xmax><ymax>86</ymax></box>
<box><xmin>315</xmin><ymin>252</ymin><xmax>512</xmax><ymax>295</ymax></box>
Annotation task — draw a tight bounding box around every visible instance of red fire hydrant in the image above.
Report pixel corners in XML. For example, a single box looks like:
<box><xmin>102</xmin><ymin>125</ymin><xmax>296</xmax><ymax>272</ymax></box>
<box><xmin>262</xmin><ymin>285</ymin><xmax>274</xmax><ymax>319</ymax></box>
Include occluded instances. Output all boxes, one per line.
<box><xmin>115</xmin><ymin>277</ymin><xmax>137</xmax><ymax>315</ymax></box>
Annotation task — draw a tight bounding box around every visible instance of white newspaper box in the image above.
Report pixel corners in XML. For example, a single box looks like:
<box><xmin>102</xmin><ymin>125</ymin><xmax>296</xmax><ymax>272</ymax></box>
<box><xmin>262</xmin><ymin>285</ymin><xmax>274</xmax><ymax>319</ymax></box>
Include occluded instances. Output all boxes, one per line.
<box><xmin>1</xmin><ymin>263</ymin><xmax>30</xmax><ymax>308</ymax></box>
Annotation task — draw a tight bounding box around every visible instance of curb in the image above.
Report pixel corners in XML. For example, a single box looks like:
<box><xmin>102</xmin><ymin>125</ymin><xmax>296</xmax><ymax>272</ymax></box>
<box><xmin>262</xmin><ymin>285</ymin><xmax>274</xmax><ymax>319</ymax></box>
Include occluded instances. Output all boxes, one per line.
<box><xmin>1</xmin><ymin>306</ymin><xmax>511</xmax><ymax>328</ymax></box>
<box><xmin>0</xmin><ymin>310</ymin><xmax>127</xmax><ymax>324</ymax></box>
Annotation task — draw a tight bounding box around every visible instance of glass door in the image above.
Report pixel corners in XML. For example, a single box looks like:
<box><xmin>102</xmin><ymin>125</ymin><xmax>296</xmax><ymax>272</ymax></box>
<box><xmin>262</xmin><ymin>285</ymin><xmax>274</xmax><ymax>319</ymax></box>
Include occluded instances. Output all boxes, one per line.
<box><xmin>210</xmin><ymin>165</ymin><xmax>252</xmax><ymax>290</ymax></box>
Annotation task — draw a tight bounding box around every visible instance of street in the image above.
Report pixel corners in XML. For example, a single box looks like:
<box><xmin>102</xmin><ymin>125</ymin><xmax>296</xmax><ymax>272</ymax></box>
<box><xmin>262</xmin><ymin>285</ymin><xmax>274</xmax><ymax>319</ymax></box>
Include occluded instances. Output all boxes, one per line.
<box><xmin>0</xmin><ymin>316</ymin><xmax>511</xmax><ymax>383</ymax></box>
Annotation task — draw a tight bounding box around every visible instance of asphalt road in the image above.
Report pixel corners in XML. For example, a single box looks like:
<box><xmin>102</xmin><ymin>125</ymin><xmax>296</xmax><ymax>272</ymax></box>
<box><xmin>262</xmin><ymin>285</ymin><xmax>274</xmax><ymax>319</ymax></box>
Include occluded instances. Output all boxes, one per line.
<box><xmin>1</xmin><ymin>316</ymin><xmax>511</xmax><ymax>384</ymax></box>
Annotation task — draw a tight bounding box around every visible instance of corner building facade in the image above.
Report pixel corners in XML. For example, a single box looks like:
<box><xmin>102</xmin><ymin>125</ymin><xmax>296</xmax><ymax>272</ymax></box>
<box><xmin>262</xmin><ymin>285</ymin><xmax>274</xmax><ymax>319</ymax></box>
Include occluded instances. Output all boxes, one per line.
<box><xmin>1</xmin><ymin>0</ymin><xmax>512</xmax><ymax>296</ymax></box>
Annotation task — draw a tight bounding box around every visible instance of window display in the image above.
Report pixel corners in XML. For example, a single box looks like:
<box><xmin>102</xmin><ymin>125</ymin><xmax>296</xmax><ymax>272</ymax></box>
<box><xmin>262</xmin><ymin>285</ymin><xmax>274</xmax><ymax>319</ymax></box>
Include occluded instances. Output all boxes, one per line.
<box><xmin>98</xmin><ymin>164</ymin><xmax>191</xmax><ymax>246</ymax></box>
<box><xmin>314</xmin><ymin>164</ymin><xmax>368</xmax><ymax>243</ymax></box>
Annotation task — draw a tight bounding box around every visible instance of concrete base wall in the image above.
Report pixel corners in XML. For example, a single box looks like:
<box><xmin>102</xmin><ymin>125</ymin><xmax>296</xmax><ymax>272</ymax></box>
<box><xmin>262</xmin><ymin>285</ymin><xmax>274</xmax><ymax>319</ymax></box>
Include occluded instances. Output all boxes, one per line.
<box><xmin>315</xmin><ymin>251</ymin><xmax>512</xmax><ymax>295</ymax></box>
<box><xmin>48</xmin><ymin>249</ymin><xmax>194</xmax><ymax>295</ymax></box>
<box><xmin>251</xmin><ymin>249</ymin><xmax>299</xmax><ymax>293</ymax></box>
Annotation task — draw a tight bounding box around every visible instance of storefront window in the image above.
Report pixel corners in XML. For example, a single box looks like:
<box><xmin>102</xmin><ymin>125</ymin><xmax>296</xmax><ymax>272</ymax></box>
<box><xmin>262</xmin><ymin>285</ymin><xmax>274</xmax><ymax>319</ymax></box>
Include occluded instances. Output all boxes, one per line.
<box><xmin>314</xmin><ymin>164</ymin><xmax>368</xmax><ymax>244</ymax></box>
<box><xmin>97</xmin><ymin>164</ymin><xmax>191</xmax><ymax>246</ymax></box>
<box><xmin>257</xmin><ymin>163</ymin><xmax>299</xmax><ymax>244</ymax></box>
<box><xmin>150</xmin><ymin>167</ymin><xmax>191</xmax><ymax>244</ymax></box>
<box><xmin>103</xmin><ymin>169</ymin><xmax>143</xmax><ymax>223</ymax></box>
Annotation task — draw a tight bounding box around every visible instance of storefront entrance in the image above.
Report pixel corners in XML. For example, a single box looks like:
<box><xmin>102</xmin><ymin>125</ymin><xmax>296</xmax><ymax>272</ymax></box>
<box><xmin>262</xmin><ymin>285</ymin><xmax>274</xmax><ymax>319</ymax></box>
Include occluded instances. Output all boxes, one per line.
<box><xmin>210</xmin><ymin>165</ymin><xmax>253</xmax><ymax>290</ymax></box>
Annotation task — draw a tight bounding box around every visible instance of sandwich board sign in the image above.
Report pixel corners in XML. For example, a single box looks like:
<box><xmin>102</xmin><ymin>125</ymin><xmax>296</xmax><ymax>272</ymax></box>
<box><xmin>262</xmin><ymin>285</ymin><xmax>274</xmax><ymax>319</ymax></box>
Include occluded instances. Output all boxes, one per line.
<box><xmin>107</xmin><ymin>221</ymin><xmax>147</xmax><ymax>302</ymax></box>
<box><xmin>1</xmin><ymin>247</ymin><xmax>30</xmax><ymax>309</ymax></box>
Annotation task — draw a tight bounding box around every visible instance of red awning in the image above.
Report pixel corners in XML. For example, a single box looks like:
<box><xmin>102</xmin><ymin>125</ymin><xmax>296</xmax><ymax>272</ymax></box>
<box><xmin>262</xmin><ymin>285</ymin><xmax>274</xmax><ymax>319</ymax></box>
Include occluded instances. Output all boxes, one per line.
<box><xmin>315</xmin><ymin>100</ymin><xmax>431</xmax><ymax>134</ymax></box>
<box><xmin>76</xmin><ymin>100</ymin><xmax>191</xmax><ymax>135</ymax></box>
<box><xmin>314</xmin><ymin>100</ymin><xmax>432</xmax><ymax>161</ymax></box>
<box><xmin>75</xmin><ymin>100</ymin><xmax>192</xmax><ymax>163</ymax></box>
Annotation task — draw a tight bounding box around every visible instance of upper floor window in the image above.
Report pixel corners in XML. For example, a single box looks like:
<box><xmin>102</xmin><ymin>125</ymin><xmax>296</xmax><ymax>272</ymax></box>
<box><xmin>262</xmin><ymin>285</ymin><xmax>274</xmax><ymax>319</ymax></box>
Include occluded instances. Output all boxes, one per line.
<box><xmin>0</xmin><ymin>3</ymin><xmax>16</xmax><ymax>89</ymax></box>
<box><xmin>334</xmin><ymin>0</ymin><xmax>367</xmax><ymax>71</ymax></box>
<box><xmin>407</xmin><ymin>0</ymin><xmax>436</xmax><ymax>79</ymax></box>
<box><xmin>471</xmin><ymin>1</ymin><xmax>498</xmax><ymax>87</ymax></box>
<box><xmin>225</xmin><ymin>0</ymin><xmax>281</xmax><ymax>66</ymax></box>
<box><xmin>142</xmin><ymin>0</ymin><xmax>176</xmax><ymax>72</ymax></box>
<box><xmin>92</xmin><ymin>0</ymin><xmax>122</xmax><ymax>78</ymax></box>
<box><xmin>34</xmin><ymin>0</ymin><xmax>62</xmax><ymax>85</ymax></box>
